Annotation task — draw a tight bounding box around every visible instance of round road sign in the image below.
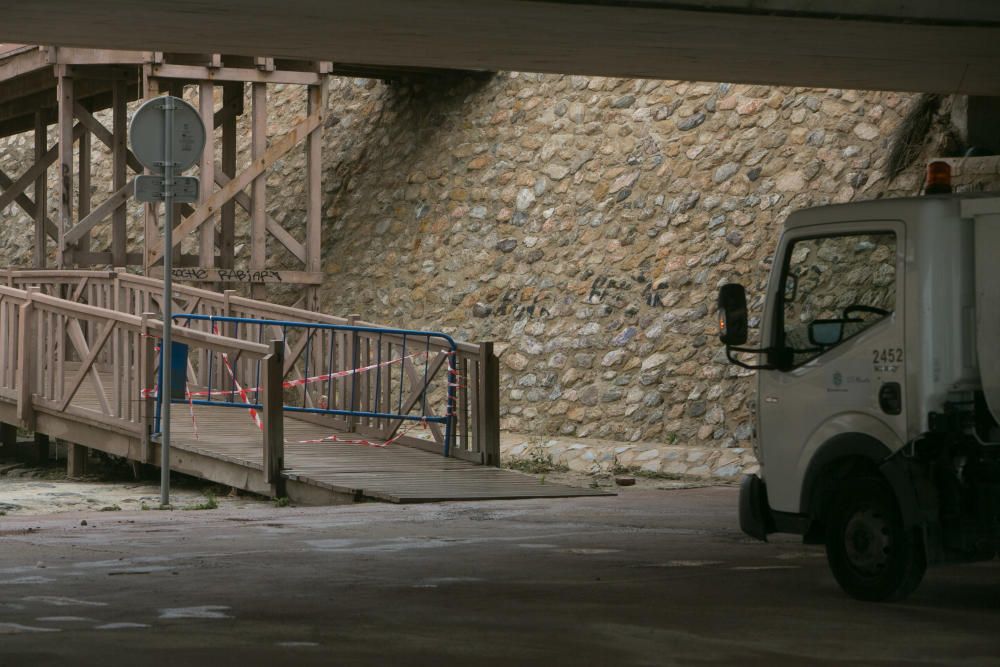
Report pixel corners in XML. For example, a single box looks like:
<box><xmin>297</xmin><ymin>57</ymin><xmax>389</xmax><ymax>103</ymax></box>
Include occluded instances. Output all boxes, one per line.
<box><xmin>129</xmin><ymin>95</ymin><xmax>206</xmax><ymax>173</ymax></box>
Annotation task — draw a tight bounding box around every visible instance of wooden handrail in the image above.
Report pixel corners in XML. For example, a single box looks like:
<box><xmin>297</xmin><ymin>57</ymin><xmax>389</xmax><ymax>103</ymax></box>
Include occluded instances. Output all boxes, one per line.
<box><xmin>7</xmin><ymin>269</ymin><xmax>499</xmax><ymax>463</ymax></box>
<box><xmin>16</xmin><ymin>270</ymin><xmax>482</xmax><ymax>353</ymax></box>
<box><xmin>28</xmin><ymin>291</ymin><xmax>268</xmax><ymax>358</ymax></box>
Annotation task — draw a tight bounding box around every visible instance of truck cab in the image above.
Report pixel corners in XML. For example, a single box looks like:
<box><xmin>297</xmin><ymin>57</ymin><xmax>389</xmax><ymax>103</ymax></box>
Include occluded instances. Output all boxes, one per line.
<box><xmin>719</xmin><ymin>191</ymin><xmax>1000</xmax><ymax>601</ymax></box>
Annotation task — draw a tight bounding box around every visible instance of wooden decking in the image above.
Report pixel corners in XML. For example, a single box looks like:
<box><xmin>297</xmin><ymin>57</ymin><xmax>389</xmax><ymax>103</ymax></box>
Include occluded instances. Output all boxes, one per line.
<box><xmin>168</xmin><ymin>403</ymin><xmax>606</xmax><ymax>503</ymax></box>
<box><xmin>0</xmin><ymin>273</ymin><xmax>608</xmax><ymax>505</ymax></box>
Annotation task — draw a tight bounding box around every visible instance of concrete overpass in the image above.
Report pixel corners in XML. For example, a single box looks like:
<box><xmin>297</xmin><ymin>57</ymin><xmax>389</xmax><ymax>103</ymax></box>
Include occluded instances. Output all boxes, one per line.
<box><xmin>0</xmin><ymin>1</ymin><xmax>997</xmax><ymax>94</ymax></box>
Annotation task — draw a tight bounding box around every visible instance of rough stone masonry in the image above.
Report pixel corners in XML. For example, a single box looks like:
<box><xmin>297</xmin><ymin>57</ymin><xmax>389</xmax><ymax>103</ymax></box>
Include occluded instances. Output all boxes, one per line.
<box><xmin>1</xmin><ymin>72</ymin><xmax>997</xmax><ymax>479</ymax></box>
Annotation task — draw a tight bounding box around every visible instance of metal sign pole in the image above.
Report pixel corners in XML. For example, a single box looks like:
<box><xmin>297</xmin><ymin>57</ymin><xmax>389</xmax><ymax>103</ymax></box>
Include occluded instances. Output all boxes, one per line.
<box><xmin>161</xmin><ymin>96</ymin><xmax>175</xmax><ymax>507</ymax></box>
<box><xmin>128</xmin><ymin>93</ymin><xmax>204</xmax><ymax>509</ymax></box>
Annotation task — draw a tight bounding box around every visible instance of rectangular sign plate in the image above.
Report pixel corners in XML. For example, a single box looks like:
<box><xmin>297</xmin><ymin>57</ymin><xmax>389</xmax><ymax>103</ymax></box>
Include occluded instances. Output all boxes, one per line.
<box><xmin>134</xmin><ymin>175</ymin><xmax>200</xmax><ymax>203</ymax></box>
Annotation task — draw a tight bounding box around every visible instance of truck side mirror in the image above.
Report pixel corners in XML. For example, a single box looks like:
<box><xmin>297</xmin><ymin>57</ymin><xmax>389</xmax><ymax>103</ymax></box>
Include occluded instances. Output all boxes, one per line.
<box><xmin>718</xmin><ymin>283</ymin><xmax>748</xmax><ymax>346</ymax></box>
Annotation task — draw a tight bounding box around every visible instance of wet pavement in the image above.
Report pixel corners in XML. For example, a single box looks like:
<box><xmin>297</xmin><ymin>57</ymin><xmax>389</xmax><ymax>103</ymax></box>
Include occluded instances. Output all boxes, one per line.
<box><xmin>0</xmin><ymin>486</ymin><xmax>997</xmax><ymax>666</ymax></box>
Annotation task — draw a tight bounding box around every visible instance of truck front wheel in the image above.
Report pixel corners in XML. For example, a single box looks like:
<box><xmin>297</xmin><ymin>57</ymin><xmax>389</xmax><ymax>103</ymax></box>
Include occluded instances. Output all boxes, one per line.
<box><xmin>824</xmin><ymin>476</ymin><xmax>926</xmax><ymax>601</ymax></box>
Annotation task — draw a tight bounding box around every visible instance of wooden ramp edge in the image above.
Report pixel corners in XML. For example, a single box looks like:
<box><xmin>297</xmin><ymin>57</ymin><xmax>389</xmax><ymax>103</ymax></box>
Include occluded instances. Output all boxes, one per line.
<box><xmin>283</xmin><ymin>467</ymin><xmax>615</xmax><ymax>504</ymax></box>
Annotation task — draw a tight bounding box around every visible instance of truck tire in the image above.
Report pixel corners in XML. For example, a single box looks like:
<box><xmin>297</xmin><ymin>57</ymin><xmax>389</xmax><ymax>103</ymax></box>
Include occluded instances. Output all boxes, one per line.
<box><xmin>825</xmin><ymin>476</ymin><xmax>926</xmax><ymax>601</ymax></box>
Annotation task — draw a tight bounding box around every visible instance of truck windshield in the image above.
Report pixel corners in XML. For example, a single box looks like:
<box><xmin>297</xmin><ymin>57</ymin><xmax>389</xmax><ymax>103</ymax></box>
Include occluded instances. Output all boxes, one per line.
<box><xmin>778</xmin><ymin>231</ymin><xmax>896</xmax><ymax>367</ymax></box>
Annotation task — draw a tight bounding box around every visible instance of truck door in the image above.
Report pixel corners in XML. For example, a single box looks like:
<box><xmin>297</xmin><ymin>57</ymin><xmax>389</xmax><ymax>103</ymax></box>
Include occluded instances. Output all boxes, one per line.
<box><xmin>758</xmin><ymin>222</ymin><xmax>907</xmax><ymax>513</ymax></box>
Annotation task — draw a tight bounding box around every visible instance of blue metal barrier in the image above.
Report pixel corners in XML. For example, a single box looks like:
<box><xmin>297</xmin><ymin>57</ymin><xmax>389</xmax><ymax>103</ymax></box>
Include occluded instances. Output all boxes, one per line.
<box><xmin>156</xmin><ymin>314</ymin><xmax>458</xmax><ymax>456</ymax></box>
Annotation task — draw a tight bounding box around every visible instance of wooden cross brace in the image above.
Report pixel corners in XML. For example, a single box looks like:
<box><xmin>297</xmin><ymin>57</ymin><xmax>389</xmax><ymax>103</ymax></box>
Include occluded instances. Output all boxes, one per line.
<box><xmin>66</xmin><ymin>100</ymin><xmax>242</xmax><ymax>255</ymax></box>
<box><xmin>147</xmin><ymin>109</ymin><xmax>323</xmax><ymax>266</ymax></box>
<box><xmin>0</xmin><ymin>166</ymin><xmax>58</xmax><ymax>241</ymax></box>
<box><xmin>60</xmin><ymin>317</ymin><xmax>114</xmax><ymax>415</ymax></box>
<box><xmin>0</xmin><ymin>123</ymin><xmax>84</xmax><ymax>214</ymax></box>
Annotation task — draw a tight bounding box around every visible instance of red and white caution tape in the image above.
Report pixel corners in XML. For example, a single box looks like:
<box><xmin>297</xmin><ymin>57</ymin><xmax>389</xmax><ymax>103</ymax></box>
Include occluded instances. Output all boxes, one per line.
<box><xmin>291</xmin><ymin>419</ymin><xmax>429</xmax><ymax>448</ymax></box>
<box><xmin>218</xmin><ymin>348</ymin><xmax>263</xmax><ymax>430</ymax></box>
<box><xmin>141</xmin><ymin>350</ymin><xmax>444</xmax><ymax>400</ymax></box>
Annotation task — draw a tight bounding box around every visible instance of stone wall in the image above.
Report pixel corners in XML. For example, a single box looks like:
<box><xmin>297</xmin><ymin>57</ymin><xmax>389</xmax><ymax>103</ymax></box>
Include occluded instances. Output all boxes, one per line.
<box><xmin>307</xmin><ymin>75</ymin><xmax>970</xmax><ymax>453</ymax></box>
<box><xmin>0</xmin><ymin>73</ymin><xmax>993</xmax><ymax>471</ymax></box>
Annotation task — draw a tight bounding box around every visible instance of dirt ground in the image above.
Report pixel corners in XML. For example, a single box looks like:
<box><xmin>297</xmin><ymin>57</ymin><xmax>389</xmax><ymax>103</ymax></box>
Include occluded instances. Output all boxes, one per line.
<box><xmin>0</xmin><ymin>455</ymin><xmax>267</xmax><ymax>516</ymax></box>
<box><xmin>0</xmin><ymin>450</ymin><xmax>724</xmax><ymax>518</ymax></box>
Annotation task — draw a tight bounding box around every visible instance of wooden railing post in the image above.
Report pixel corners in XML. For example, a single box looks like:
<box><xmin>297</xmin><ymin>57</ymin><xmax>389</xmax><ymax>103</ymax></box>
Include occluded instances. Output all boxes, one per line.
<box><xmin>222</xmin><ymin>289</ymin><xmax>237</xmax><ymax>335</ymax></box>
<box><xmin>346</xmin><ymin>314</ymin><xmax>359</xmax><ymax>433</ymax></box>
<box><xmin>262</xmin><ymin>338</ymin><xmax>285</xmax><ymax>496</ymax></box>
<box><xmin>479</xmin><ymin>341</ymin><xmax>501</xmax><ymax>467</ymax></box>
<box><xmin>16</xmin><ymin>287</ymin><xmax>38</xmax><ymax>431</ymax></box>
<box><xmin>139</xmin><ymin>312</ymin><xmax>157</xmax><ymax>463</ymax></box>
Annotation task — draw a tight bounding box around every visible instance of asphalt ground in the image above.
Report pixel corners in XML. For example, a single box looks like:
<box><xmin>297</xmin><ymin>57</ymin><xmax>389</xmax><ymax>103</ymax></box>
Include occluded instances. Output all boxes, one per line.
<box><xmin>0</xmin><ymin>486</ymin><xmax>997</xmax><ymax>666</ymax></box>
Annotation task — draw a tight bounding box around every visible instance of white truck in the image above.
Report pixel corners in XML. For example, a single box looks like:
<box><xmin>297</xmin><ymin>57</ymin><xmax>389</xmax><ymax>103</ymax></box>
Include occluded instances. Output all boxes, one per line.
<box><xmin>718</xmin><ymin>184</ymin><xmax>1000</xmax><ymax>601</ymax></box>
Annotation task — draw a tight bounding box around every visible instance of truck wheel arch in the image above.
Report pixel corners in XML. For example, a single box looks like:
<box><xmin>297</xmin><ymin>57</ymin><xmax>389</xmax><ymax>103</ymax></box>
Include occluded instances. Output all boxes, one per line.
<box><xmin>800</xmin><ymin>433</ymin><xmax>924</xmax><ymax>539</ymax></box>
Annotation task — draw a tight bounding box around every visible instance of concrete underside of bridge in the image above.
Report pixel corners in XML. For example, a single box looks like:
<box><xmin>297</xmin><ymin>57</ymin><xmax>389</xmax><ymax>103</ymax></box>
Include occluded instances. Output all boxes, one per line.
<box><xmin>0</xmin><ymin>2</ymin><xmax>998</xmax><ymax>95</ymax></box>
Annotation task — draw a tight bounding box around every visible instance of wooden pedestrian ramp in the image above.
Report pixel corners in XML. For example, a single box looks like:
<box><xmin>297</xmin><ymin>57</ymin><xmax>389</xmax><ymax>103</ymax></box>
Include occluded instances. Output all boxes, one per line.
<box><xmin>0</xmin><ymin>270</ymin><xmax>608</xmax><ymax>504</ymax></box>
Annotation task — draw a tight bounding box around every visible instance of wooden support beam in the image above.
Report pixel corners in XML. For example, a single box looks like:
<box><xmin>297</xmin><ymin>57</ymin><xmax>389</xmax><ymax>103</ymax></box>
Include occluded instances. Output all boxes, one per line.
<box><xmin>199</xmin><ymin>81</ymin><xmax>215</xmax><ymax>268</ymax></box>
<box><xmin>67</xmin><ymin>442</ymin><xmax>88</xmax><ymax>477</ymax></box>
<box><xmin>219</xmin><ymin>83</ymin><xmax>241</xmax><ymax>269</ymax></box>
<box><xmin>51</xmin><ymin>47</ymin><xmax>147</xmax><ymax>66</ymax></box>
<box><xmin>142</xmin><ymin>73</ymin><xmax>159</xmax><ymax>276</ymax></box>
<box><xmin>112</xmin><ymin>79</ymin><xmax>128</xmax><ymax>267</ymax></box>
<box><xmin>57</xmin><ymin>73</ymin><xmax>74</xmax><ymax>268</ymax></box>
<box><xmin>77</xmin><ymin>126</ymin><xmax>91</xmax><ymax>257</ymax></box>
<box><xmin>0</xmin><ymin>46</ymin><xmax>48</xmax><ymax>83</ymax></box>
<box><xmin>251</xmin><ymin>82</ymin><xmax>267</xmax><ymax>299</ymax></box>
<box><xmin>305</xmin><ymin>80</ymin><xmax>327</xmax><ymax>311</ymax></box>
<box><xmin>0</xmin><ymin>88</ymin><xmax>57</xmax><ymax>126</ymax></box>
<box><xmin>0</xmin><ymin>63</ymin><xmax>55</xmax><ymax>97</ymax></box>
<box><xmin>212</xmin><ymin>95</ymin><xmax>241</xmax><ymax>132</ymax></box>
<box><xmin>33</xmin><ymin>112</ymin><xmax>46</xmax><ymax>268</ymax></box>
<box><xmin>151</xmin><ymin>63</ymin><xmax>320</xmax><ymax>86</ymax></box>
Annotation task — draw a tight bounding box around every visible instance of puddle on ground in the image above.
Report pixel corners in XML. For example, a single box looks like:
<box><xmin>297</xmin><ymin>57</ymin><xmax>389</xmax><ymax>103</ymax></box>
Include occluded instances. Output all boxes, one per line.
<box><xmin>775</xmin><ymin>551</ymin><xmax>824</xmax><ymax>560</ymax></box>
<box><xmin>413</xmin><ymin>576</ymin><xmax>484</xmax><ymax>588</ymax></box>
<box><xmin>0</xmin><ymin>622</ymin><xmax>60</xmax><ymax>634</ymax></box>
<box><xmin>640</xmin><ymin>560</ymin><xmax>724</xmax><ymax>568</ymax></box>
<box><xmin>22</xmin><ymin>596</ymin><xmax>108</xmax><ymax>607</ymax></box>
<box><xmin>159</xmin><ymin>605</ymin><xmax>232</xmax><ymax>620</ymax></box>
<box><xmin>277</xmin><ymin>641</ymin><xmax>320</xmax><ymax>648</ymax></box>
<box><xmin>95</xmin><ymin>622</ymin><xmax>150</xmax><ymax>630</ymax></box>
<box><xmin>106</xmin><ymin>566</ymin><xmax>177</xmax><ymax>576</ymax></box>
<box><xmin>73</xmin><ymin>556</ymin><xmax>174</xmax><ymax>570</ymax></box>
<box><xmin>0</xmin><ymin>576</ymin><xmax>56</xmax><ymax>586</ymax></box>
